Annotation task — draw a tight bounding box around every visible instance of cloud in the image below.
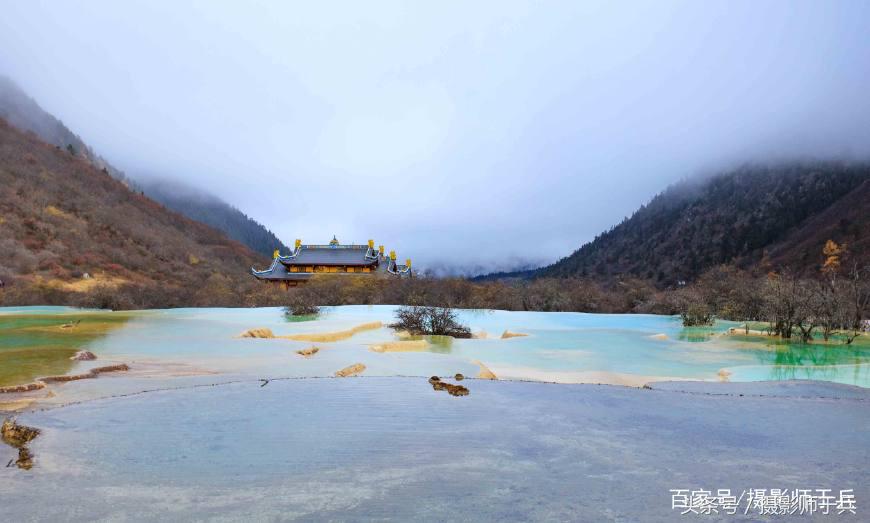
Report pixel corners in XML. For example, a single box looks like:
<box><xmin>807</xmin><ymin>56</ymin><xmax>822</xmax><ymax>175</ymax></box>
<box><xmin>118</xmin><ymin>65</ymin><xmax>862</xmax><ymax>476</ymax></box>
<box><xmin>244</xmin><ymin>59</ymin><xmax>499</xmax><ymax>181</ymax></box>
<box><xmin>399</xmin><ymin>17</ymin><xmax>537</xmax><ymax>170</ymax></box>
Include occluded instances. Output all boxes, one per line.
<box><xmin>1</xmin><ymin>1</ymin><xmax>868</xmax><ymax>274</ymax></box>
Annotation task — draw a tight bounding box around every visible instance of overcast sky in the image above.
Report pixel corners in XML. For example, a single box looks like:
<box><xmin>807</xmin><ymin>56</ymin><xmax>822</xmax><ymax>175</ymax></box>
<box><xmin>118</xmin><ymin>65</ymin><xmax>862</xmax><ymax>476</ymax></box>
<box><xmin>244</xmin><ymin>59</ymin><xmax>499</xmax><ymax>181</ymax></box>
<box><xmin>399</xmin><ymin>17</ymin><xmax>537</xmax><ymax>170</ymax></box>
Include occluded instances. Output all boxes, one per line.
<box><xmin>2</xmin><ymin>1</ymin><xmax>869</xmax><ymax>272</ymax></box>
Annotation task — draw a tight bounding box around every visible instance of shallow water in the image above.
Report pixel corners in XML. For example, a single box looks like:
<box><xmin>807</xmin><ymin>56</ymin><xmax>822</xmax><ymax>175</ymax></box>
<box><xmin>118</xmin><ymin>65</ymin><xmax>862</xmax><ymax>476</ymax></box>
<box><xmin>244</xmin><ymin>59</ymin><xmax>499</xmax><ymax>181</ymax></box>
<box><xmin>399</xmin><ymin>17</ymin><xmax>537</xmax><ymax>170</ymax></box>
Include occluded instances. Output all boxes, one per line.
<box><xmin>0</xmin><ymin>310</ymin><xmax>133</xmax><ymax>386</ymax></box>
<box><xmin>2</xmin><ymin>307</ymin><xmax>869</xmax><ymax>519</ymax></box>
<box><xmin>2</xmin><ymin>306</ymin><xmax>869</xmax><ymax>396</ymax></box>
<box><xmin>2</xmin><ymin>378</ymin><xmax>868</xmax><ymax>521</ymax></box>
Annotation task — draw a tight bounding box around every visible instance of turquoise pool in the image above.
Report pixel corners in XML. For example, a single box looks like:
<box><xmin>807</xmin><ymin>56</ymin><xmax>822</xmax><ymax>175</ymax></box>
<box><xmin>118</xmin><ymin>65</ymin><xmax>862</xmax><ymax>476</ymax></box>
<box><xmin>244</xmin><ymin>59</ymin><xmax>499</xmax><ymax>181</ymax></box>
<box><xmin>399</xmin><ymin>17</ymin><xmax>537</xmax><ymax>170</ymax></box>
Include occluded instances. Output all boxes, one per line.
<box><xmin>2</xmin><ymin>305</ymin><xmax>868</xmax><ymax>395</ymax></box>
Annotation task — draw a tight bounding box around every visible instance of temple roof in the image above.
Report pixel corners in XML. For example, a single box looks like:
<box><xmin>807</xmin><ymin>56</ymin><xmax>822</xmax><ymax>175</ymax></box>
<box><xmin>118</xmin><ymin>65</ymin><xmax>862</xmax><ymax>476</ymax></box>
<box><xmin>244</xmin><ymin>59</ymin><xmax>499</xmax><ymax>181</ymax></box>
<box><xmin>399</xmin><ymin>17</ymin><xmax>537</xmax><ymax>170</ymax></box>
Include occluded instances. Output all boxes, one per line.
<box><xmin>250</xmin><ymin>259</ymin><xmax>313</xmax><ymax>281</ymax></box>
<box><xmin>278</xmin><ymin>245</ymin><xmax>378</xmax><ymax>267</ymax></box>
<box><xmin>251</xmin><ymin>239</ymin><xmax>411</xmax><ymax>280</ymax></box>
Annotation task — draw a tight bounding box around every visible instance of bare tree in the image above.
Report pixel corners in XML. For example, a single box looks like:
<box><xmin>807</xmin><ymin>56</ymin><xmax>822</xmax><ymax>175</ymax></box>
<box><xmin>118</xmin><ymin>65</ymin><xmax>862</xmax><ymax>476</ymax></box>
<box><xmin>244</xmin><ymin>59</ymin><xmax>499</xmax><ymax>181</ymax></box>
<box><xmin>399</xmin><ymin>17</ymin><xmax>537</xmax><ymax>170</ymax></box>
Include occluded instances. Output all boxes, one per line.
<box><xmin>792</xmin><ymin>281</ymin><xmax>820</xmax><ymax>343</ymax></box>
<box><xmin>390</xmin><ymin>305</ymin><xmax>471</xmax><ymax>338</ymax></box>
<box><xmin>842</xmin><ymin>262</ymin><xmax>870</xmax><ymax>344</ymax></box>
<box><xmin>763</xmin><ymin>271</ymin><xmax>802</xmax><ymax>339</ymax></box>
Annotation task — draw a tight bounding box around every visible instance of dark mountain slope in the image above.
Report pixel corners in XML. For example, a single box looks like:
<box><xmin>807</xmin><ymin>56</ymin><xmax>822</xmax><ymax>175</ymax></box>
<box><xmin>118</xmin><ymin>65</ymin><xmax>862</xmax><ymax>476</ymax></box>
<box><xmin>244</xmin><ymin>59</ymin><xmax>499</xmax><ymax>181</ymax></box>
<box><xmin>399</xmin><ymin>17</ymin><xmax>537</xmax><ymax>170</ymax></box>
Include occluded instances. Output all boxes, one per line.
<box><xmin>0</xmin><ymin>118</ymin><xmax>265</xmax><ymax>300</ymax></box>
<box><xmin>766</xmin><ymin>178</ymin><xmax>870</xmax><ymax>270</ymax></box>
<box><xmin>0</xmin><ymin>76</ymin><xmax>287</xmax><ymax>258</ymax></box>
<box><xmin>138</xmin><ymin>179</ymin><xmax>289</xmax><ymax>258</ymax></box>
<box><xmin>535</xmin><ymin>162</ymin><xmax>870</xmax><ymax>285</ymax></box>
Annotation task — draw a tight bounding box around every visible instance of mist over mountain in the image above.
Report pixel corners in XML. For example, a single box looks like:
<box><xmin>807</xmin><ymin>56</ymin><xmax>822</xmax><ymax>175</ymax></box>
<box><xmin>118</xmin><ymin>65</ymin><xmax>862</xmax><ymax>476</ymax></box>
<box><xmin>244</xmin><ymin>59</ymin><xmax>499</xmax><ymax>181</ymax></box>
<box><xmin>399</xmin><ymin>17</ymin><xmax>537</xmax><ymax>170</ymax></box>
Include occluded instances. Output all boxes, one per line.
<box><xmin>4</xmin><ymin>2</ymin><xmax>869</xmax><ymax>272</ymax></box>
<box><xmin>0</xmin><ymin>75</ymin><xmax>128</xmax><ymax>183</ymax></box>
<box><xmin>0</xmin><ymin>76</ymin><xmax>288</xmax><ymax>259</ymax></box>
<box><xmin>526</xmin><ymin>162</ymin><xmax>870</xmax><ymax>285</ymax></box>
<box><xmin>137</xmin><ymin>178</ymin><xmax>289</xmax><ymax>258</ymax></box>
<box><xmin>422</xmin><ymin>257</ymin><xmax>546</xmax><ymax>279</ymax></box>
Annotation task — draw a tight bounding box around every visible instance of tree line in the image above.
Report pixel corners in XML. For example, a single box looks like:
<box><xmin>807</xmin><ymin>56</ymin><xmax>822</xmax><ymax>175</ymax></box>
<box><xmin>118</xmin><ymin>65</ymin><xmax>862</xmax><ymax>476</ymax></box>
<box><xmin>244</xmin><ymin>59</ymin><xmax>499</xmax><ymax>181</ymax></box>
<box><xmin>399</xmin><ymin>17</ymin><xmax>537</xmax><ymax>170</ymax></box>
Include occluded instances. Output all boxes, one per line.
<box><xmin>676</xmin><ymin>241</ymin><xmax>868</xmax><ymax>344</ymax></box>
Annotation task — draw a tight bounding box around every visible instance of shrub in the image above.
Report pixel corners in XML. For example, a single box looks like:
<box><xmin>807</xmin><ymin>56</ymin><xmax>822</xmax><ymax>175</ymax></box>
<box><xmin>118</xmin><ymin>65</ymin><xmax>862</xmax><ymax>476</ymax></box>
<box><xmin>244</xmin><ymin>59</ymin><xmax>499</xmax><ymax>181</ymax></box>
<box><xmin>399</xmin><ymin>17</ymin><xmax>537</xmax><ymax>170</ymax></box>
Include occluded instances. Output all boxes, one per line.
<box><xmin>74</xmin><ymin>284</ymin><xmax>138</xmax><ymax>311</ymax></box>
<box><xmin>680</xmin><ymin>303</ymin><xmax>715</xmax><ymax>327</ymax></box>
<box><xmin>390</xmin><ymin>305</ymin><xmax>471</xmax><ymax>338</ymax></box>
<box><xmin>284</xmin><ymin>287</ymin><xmax>320</xmax><ymax>317</ymax></box>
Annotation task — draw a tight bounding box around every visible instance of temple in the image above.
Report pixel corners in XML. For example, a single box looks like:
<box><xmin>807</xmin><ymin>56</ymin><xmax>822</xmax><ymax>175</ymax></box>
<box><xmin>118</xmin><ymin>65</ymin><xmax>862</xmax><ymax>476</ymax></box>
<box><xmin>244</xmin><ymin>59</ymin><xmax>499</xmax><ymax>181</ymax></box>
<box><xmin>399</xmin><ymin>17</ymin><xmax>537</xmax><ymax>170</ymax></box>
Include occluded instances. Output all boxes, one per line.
<box><xmin>251</xmin><ymin>236</ymin><xmax>412</xmax><ymax>287</ymax></box>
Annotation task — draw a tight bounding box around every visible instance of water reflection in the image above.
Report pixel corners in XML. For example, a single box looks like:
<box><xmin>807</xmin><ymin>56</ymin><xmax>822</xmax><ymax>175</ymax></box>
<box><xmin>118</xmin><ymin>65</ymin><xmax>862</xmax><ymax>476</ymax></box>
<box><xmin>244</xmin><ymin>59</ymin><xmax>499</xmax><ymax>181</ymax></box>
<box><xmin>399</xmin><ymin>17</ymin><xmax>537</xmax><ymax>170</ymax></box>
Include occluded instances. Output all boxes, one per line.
<box><xmin>399</xmin><ymin>334</ymin><xmax>454</xmax><ymax>354</ymax></box>
<box><xmin>719</xmin><ymin>331</ymin><xmax>870</xmax><ymax>386</ymax></box>
<box><xmin>424</xmin><ymin>335</ymin><xmax>454</xmax><ymax>354</ymax></box>
<box><xmin>283</xmin><ymin>313</ymin><xmax>318</xmax><ymax>323</ymax></box>
<box><xmin>676</xmin><ymin>327</ymin><xmax>719</xmax><ymax>342</ymax></box>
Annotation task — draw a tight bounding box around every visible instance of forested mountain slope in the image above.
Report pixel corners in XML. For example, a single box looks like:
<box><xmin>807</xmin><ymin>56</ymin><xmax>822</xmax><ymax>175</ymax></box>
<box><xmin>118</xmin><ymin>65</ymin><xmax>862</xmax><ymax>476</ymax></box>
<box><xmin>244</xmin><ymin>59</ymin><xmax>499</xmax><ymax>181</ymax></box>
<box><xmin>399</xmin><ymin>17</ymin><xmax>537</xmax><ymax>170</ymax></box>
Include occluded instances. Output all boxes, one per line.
<box><xmin>138</xmin><ymin>179</ymin><xmax>289</xmax><ymax>258</ymax></box>
<box><xmin>0</xmin><ymin>118</ymin><xmax>266</xmax><ymax>305</ymax></box>
<box><xmin>0</xmin><ymin>76</ymin><xmax>287</xmax><ymax>258</ymax></box>
<box><xmin>536</xmin><ymin>162</ymin><xmax>870</xmax><ymax>285</ymax></box>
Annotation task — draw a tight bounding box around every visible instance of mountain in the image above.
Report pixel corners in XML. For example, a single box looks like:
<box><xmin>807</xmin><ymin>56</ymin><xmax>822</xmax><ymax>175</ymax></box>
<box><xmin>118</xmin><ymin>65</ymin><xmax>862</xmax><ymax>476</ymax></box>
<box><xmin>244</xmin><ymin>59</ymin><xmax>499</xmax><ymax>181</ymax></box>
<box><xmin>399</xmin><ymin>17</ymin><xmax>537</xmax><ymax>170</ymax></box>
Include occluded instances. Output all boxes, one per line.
<box><xmin>0</xmin><ymin>76</ymin><xmax>287</xmax><ymax>258</ymax></box>
<box><xmin>0</xmin><ymin>76</ymin><xmax>128</xmax><ymax>183</ymax></box>
<box><xmin>137</xmin><ymin>179</ymin><xmax>289</xmax><ymax>258</ymax></box>
<box><xmin>424</xmin><ymin>257</ymin><xmax>546</xmax><ymax>278</ymax></box>
<box><xmin>0</xmin><ymin>117</ymin><xmax>266</xmax><ymax>307</ymax></box>
<box><xmin>530</xmin><ymin>162</ymin><xmax>870</xmax><ymax>285</ymax></box>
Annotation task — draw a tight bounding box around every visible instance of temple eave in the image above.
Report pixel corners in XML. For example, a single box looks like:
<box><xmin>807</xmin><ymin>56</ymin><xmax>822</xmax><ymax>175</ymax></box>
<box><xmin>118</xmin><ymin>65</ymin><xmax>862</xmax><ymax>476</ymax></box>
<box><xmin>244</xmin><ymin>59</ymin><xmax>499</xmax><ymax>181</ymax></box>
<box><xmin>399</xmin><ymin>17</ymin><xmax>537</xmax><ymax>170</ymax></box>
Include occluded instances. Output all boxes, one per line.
<box><xmin>253</xmin><ymin>237</ymin><xmax>412</xmax><ymax>284</ymax></box>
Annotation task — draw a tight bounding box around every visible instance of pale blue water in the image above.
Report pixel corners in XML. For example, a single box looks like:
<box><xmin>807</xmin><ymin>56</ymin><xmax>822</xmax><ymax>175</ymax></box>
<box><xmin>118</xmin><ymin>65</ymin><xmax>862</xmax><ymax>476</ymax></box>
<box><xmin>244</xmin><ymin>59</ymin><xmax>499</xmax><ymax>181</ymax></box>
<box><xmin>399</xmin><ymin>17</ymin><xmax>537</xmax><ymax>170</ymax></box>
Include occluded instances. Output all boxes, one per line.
<box><xmin>2</xmin><ymin>378</ymin><xmax>868</xmax><ymax>520</ymax></box>
<box><xmin>3</xmin><ymin>307</ymin><xmax>869</xmax><ymax>520</ymax></box>
<box><xmin>3</xmin><ymin>305</ymin><xmax>869</xmax><ymax>389</ymax></box>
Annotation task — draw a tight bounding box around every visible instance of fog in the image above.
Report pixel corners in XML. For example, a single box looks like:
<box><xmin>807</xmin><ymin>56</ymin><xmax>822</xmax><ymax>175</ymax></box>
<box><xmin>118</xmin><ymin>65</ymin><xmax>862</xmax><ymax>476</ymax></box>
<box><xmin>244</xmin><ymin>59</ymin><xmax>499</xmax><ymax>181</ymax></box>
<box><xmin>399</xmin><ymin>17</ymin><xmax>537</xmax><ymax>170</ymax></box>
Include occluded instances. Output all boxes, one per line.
<box><xmin>2</xmin><ymin>1</ymin><xmax>869</xmax><ymax>273</ymax></box>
